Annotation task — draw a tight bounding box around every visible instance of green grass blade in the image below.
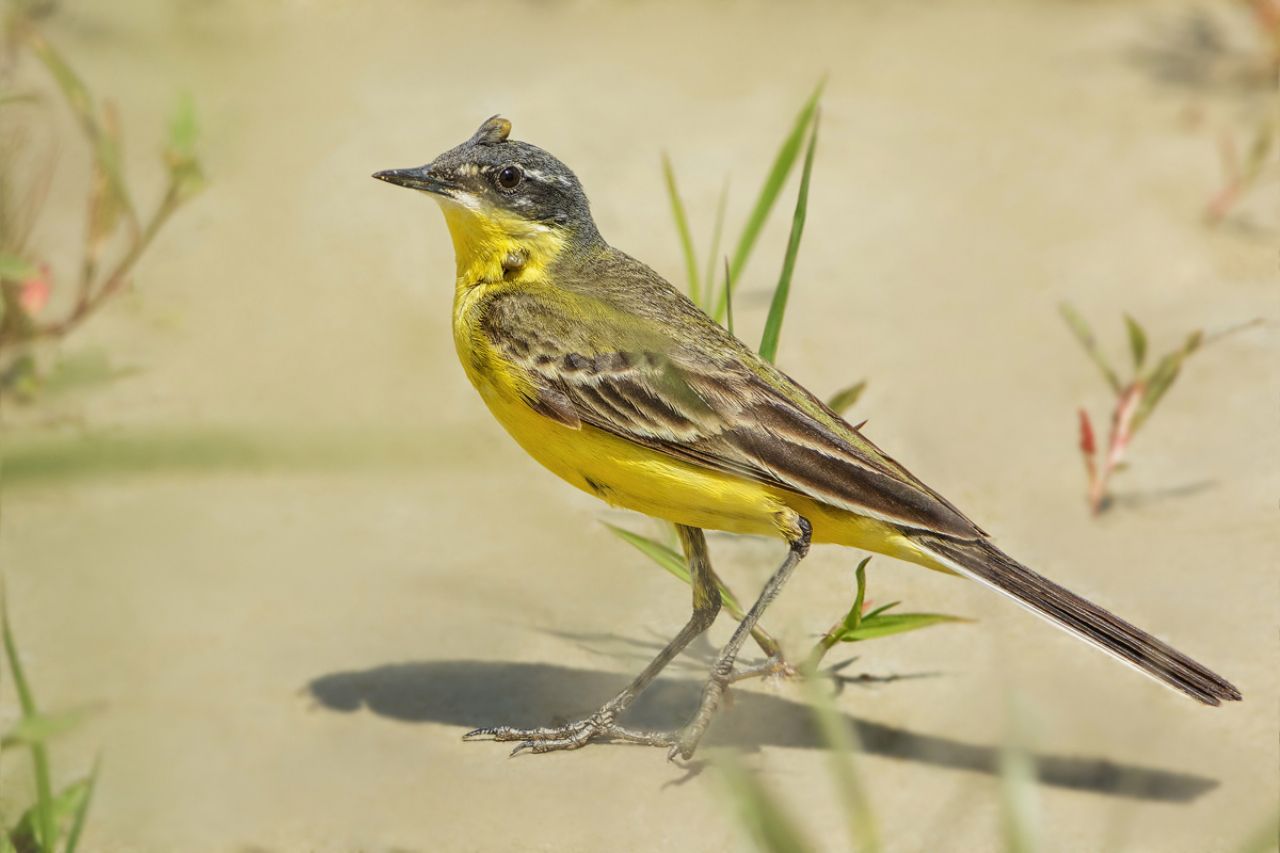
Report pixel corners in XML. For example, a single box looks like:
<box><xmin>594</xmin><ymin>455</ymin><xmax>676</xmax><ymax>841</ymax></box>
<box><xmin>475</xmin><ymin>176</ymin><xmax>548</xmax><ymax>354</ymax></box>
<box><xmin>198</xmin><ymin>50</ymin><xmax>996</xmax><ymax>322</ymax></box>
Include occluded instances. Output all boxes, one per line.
<box><xmin>759</xmin><ymin>110</ymin><xmax>820</xmax><ymax>364</ymax></box>
<box><xmin>860</xmin><ymin>601</ymin><xmax>899</xmax><ymax>620</ymax></box>
<box><xmin>605</xmin><ymin>522</ymin><xmax>689</xmax><ymax>581</ymax></box>
<box><xmin>661</xmin><ymin>152</ymin><xmax>701</xmax><ymax>304</ymax></box>
<box><xmin>1000</xmin><ymin>696</ymin><xmax>1043</xmax><ymax>853</ymax></box>
<box><xmin>723</xmin><ymin>258</ymin><xmax>736</xmax><ymax>337</ymax></box>
<box><xmin>838</xmin><ymin>612</ymin><xmax>971</xmax><ymax>642</ymax></box>
<box><xmin>63</xmin><ymin>755</ymin><xmax>101</xmax><ymax>853</ymax></box>
<box><xmin>826</xmin><ymin>380</ymin><xmax>867</xmax><ymax>416</ymax></box>
<box><xmin>1</xmin><ymin>589</ymin><xmax>56</xmax><ymax>852</ymax></box>
<box><xmin>603</xmin><ymin>523</ymin><xmax>745</xmax><ymax>614</ymax></box>
<box><xmin>803</xmin><ymin>679</ymin><xmax>881</xmax><ymax>853</ymax></box>
<box><xmin>0</xmin><ymin>707</ymin><xmax>89</xmax><ymax>751</ymax></box>
<box><xmin>700</xmin><ymin>179</ymin><xmax>729</xmax><ymax>312</ymax></box>
<box><xmin>714</xmin><ymin>80</ymin><xmax>824</xmax><ymax>322</ymax></box>
<box><xmin>716</xmin><ymin>753</ymin><xmax>816</xmax><ymax>853</ymax></box>
<box><xmin>9</xmin><ymin>777</ymin><xmax>88</xmax><ymax>853</ymax></box>
<box><xmin>1059</xmin><ymin>303</ymin><xmax>1122</xmax><ymax>394</ymax></box>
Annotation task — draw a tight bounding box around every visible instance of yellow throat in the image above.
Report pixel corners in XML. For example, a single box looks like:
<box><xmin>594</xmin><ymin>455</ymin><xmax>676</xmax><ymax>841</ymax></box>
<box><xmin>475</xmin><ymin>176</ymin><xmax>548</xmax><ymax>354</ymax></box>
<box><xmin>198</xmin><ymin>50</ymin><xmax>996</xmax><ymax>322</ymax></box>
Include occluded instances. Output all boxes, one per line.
<box><xmin>435</xmin><ymin>197</ymin><xmax>568</xmax><ymax>288</ymax></box>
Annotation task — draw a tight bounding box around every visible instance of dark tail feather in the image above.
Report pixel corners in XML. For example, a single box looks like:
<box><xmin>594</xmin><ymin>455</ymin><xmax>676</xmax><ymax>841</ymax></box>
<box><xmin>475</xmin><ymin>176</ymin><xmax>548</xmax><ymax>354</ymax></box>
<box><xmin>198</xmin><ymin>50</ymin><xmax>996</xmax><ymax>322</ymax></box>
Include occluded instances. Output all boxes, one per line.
<box><xmin>910</xmin><ymin>533</ymin><xmax>1242</xmax><ymax>706</ymax></box>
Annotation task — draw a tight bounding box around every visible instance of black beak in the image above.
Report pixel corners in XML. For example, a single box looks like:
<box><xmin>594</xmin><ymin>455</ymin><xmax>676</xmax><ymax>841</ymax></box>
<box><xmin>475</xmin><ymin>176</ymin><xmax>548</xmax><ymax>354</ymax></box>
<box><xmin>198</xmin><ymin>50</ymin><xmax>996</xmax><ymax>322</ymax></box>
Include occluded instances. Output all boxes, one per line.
<box><xmin>372</xmin><ymin>165</ymin><xmax>456</xmax><ymax>195</ymax></box>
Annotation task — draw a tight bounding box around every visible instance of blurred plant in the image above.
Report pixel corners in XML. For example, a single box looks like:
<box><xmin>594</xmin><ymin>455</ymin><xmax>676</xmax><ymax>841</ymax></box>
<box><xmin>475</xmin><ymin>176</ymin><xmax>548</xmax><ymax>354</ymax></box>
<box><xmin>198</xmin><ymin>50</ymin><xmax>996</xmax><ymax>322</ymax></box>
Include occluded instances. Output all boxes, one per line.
<box><xmin>715</xmin><ymin>680</ymin><xmax>879</xmax><ymax>853</ymax></box>
<box><xmin>1060</xmin><ymin>304</ymin><xmax>1260</xmax><ymax>514</ymax></box>
<box><xmin>1133</xmin><ymin>0</ymin><xmax>1279</xmax><ymax>89</ymax></box>
<box><xmin>0</xmin><ymin>586</ymin><xmax>99</xmax><ymax>852</ymax></box>
<box><xmin>714</xmin><ymin>684</ymin><xmax>1276</xmax><ymax>853</ymax></box>
<box><xmin>1205</xmin><ymin>115</ymin><xmax>1277</xmax><ymax>225</ymax></box>
<box><xmin>802</xmin><ymin>557</ymin><xmax>970</xmax><ymax>672</ymax></box>
<box><xmin>0</xmin><ymin>1</ymin><xmax>204</xmax><ymax>402</ymax></box>
<box><xmin>610</xmin><ymin>87</ymin><xmax>965</xmax><ymax>678</ymax></box>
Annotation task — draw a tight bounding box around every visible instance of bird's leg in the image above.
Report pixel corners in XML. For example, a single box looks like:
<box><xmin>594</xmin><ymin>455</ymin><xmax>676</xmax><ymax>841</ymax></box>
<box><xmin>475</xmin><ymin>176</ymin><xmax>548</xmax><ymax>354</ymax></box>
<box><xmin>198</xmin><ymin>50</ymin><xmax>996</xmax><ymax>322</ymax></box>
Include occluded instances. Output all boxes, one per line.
<box><xmin>667</xmin><ymin>514</ymin><xmax>811</xmax><ymax>761</ymax></box>
<box><xmin>463</xmin><ymin>524</ymin><xmax>722</xmax><ymax>755</ymax></box>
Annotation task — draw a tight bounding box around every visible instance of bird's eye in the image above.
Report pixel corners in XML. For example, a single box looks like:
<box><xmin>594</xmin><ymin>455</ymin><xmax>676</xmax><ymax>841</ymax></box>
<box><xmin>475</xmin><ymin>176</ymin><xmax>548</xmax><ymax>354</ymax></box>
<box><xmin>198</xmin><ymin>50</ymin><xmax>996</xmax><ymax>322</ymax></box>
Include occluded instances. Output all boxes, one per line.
<box><xmin>496</xmin><ymin>164</ymin><xmax>524</xmax><ymax>191</ymax></box>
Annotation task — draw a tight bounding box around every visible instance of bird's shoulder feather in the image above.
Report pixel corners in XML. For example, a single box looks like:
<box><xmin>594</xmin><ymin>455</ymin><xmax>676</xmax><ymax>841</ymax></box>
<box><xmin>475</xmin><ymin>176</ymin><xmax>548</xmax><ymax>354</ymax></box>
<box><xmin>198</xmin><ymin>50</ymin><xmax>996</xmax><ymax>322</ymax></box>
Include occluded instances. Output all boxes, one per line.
<box><xmin>476</xmin><ymin>251</ymin><xmax>982</xmax><ymax>539</ymax></box>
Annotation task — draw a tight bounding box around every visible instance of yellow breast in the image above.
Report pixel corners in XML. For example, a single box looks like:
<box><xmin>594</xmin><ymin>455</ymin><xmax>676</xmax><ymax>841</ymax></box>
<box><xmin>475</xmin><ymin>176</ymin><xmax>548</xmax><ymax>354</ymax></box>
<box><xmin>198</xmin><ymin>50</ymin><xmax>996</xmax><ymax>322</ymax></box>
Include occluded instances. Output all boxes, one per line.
<box><xmin>437</xmin><ymin>197</ymin><xmax>941</xmax><ymax>570</ymax></box>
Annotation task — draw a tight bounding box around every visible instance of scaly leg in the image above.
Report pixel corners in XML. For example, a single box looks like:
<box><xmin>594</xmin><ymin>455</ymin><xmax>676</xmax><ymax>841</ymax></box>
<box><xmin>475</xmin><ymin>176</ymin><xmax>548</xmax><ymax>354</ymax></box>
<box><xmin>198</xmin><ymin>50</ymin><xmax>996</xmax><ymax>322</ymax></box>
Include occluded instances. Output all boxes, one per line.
<box><xmin>463</xmin><ymin>524</ymin><xmax>722</xmax><ymax>755</ymax></box>
<box><xmin>667</xmin><ymin>513</ymin><xmax>811</xmax><ymax>760</ymax></box>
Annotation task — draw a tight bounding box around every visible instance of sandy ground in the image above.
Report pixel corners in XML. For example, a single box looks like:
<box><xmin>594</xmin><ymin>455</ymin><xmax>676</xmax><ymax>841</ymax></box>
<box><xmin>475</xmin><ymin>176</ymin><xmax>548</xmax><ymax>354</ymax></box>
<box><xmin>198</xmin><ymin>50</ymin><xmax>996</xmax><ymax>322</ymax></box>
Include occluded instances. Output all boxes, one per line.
<box><xmin>1</xmin><ymin>0</ymin><xmax>1277</xmax><ymax>850</ymax></box>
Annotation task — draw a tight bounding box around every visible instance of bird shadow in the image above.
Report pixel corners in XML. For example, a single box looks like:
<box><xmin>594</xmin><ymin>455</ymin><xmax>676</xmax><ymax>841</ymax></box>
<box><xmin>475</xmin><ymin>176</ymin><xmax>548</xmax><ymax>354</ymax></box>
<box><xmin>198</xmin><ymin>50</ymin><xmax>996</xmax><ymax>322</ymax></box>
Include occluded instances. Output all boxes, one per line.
<box><xmin>306</xmin><ymin>658</ymin><xmax>1219</xmax><ymax>803</ymax></box>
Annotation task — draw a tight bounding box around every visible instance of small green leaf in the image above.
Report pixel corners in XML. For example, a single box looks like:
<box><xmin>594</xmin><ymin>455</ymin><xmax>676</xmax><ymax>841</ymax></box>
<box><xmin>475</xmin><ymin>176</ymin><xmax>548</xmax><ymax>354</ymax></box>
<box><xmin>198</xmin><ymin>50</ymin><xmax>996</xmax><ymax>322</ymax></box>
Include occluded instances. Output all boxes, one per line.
<box><xmin>1123</xmin><ymin>314</ymin><xmax>1147</xmax><ymax>370</ymax></box>
<box><xmin>165</xmin><ymin>93</ymin><xmax>205</xmax><ymax>200</ymax></box>
<box><xmin>826</xmin><ymin>380</ymin><xmax>867</xmax><ymax>416</ymax></box>
<box><xmin>0</xmin><ymin>707</ymin><xmax>89</xmax><ymax>750</ymax></box>
<box><xmin>63</xmin><ymin>756</ymin><xmax>102</xmax><ymax>853</ymax></box>
<box><xmin>759</xmin><ymin>109</ymin><xmax>820</xmax><ymax>364</ymax></box>
<box><xmin>1059</xmin><ymin>303</ymin><xmax>1122</xmax><ymax>394</ymax></box>
<box><xmin>0</xmin><ymin>254</ymin><xmax>35</xmax><ymax>280</ymax></box>
<box><xmin>715</xmin><ymin>79</ymin><xmax>824</xmax><ymax>322</ymax></box>
<box><xmin>860</xmin><ymin>601</ymin><xmax>899</xmax><ymax>620</ymax></box>
<box><xmin>168</xmin><ymin>92</ymin><xmax>199</xmax><ymax>158</ymax></box>
<box><xmin>845</xmin><ymin>557</ymin><xmax>870</xmax><ymax>634</ymax></box>
<box><xmin>1241</xmin><ymin>120</ymin><xmax>1275</xmax><ymax>185</ymax></box>
<box><xmin>9</xmin><ymin>777</ymin><xmax>89</xmax><ymax>853</ymax></box>
<box><xmin>837</xmin><ymin>612</ymin><xmax>971</xmax><ymax>642</ymax></box>
<box><xmin>1131</xmin><ymin>330</ymin><xmax>1202</xmax><ymax>434</ymax></box>
<box><xmin>661</xmin><ymin>152</ymin><xmax>701</xmax><ymax>305</ymax></box>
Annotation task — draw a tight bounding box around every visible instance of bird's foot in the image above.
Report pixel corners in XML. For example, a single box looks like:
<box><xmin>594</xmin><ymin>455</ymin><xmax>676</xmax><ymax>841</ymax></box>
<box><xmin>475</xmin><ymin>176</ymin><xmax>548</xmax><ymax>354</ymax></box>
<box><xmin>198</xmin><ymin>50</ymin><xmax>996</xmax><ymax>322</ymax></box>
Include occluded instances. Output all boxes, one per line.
<box><xmin>665</xmin><ymin>664</ymin><xmax>735</xmax><ymax>761</ymax></box>
<box><xmin>465</xmin><ymin>663</ymin><xmax>749</xmax><ymax>760</ymax></box>
<box><xmin>463</xmin><ymin>705</ymin><xmax>676</xmax><ymax>756</ymax></box>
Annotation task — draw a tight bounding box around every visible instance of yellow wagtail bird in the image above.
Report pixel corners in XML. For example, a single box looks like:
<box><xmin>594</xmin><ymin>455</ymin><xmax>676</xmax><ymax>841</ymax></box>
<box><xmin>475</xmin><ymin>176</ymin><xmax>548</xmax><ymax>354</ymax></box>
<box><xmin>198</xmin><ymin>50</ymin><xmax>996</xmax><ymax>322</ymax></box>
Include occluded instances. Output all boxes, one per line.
<box><xmin>373</xmin><ymin>116</ymin><xmax>1240</xmax><ymax>760</ymax></box>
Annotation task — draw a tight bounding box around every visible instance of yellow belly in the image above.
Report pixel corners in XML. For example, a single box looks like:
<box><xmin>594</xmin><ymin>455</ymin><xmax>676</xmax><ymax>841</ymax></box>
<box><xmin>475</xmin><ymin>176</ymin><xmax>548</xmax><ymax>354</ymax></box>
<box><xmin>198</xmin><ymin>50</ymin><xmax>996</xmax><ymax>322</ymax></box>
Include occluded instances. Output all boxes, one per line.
<box><xmin>459</xmin><ymin>351</ymin><xmax>939</xmax><ymax>570</ymax></box>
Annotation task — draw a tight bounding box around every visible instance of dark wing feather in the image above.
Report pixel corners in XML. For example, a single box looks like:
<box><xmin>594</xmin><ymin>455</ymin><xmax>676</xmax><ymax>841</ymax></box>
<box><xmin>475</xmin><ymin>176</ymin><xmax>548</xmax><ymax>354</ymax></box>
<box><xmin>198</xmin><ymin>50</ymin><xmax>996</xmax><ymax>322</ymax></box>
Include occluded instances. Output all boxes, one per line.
<box><xmin>480</xmin><ymin>285</ymin><xmax>982</xmax><ymax>540</ymax></box>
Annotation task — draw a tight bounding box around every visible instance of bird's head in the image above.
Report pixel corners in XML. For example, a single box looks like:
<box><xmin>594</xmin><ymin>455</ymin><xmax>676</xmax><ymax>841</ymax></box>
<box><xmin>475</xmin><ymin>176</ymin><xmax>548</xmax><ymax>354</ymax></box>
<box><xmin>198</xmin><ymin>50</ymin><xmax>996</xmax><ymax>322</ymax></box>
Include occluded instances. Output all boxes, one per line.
<box><xmin>374</xmin><ymin>116</ymin><xmax>599</xmax><ymax>283</ymax></box>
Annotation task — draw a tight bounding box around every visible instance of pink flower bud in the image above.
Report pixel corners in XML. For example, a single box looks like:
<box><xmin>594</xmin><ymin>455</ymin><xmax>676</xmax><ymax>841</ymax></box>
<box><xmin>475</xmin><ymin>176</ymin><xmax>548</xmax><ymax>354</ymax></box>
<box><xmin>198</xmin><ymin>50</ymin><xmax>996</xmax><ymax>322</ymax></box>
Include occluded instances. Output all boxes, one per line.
<box><xmin>18</xmin><ymin>264</ymin><xmax>51</xmax><ymax>316</ymax></box>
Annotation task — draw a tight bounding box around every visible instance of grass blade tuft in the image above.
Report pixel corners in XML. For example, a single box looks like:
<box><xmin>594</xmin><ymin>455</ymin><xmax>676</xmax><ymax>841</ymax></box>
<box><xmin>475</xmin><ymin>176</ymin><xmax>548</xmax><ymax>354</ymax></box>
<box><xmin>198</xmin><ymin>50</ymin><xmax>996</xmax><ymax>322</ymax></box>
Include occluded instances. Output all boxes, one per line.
<box><xmin>1</xmin><ymin>586</ymin><xmax>55</xmax><ymax>852</ymax></box>
<box><xmin>661</xmin><ymin>152</ymin><xmax>701</xmax><ymax>304</ymax></box>
<box><xmin>759</xmin><ymin>110</ymin><xmax>820</xmax><ymax>364</ymax></box>
<box><xmin>715</xmin><ymin>79</ymin><xmax>824</xmax><ymax>322</ymax></box>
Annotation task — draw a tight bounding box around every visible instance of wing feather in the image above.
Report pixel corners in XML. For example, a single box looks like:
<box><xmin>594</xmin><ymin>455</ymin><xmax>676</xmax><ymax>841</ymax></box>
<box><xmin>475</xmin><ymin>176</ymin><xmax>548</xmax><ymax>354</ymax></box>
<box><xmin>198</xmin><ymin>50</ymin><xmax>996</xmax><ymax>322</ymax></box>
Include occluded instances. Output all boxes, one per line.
<box><xmin>480</xmin><ymin>286</ymin><xmax>981</xmax><ymax>539</ymax></box>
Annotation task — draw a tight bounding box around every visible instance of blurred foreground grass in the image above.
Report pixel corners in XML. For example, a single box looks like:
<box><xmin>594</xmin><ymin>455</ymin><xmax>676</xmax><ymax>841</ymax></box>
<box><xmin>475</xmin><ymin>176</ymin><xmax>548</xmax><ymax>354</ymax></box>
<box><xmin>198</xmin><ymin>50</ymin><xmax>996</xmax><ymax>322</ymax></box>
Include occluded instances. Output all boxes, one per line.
<box><xmin>0</xmin><ymin>425</ymin><xmax>473</xmax><ymax>488</ymax></box>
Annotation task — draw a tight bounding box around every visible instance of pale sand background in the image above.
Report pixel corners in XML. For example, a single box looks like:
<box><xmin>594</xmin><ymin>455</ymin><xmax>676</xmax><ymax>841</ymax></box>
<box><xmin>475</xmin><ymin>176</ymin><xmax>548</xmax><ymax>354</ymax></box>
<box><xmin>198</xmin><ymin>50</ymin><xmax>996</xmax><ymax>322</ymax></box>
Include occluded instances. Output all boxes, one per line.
<box><xmin>1</xmin><ymin>1</ymin><xmax>1277</xmax><ymax>850</ymax></box>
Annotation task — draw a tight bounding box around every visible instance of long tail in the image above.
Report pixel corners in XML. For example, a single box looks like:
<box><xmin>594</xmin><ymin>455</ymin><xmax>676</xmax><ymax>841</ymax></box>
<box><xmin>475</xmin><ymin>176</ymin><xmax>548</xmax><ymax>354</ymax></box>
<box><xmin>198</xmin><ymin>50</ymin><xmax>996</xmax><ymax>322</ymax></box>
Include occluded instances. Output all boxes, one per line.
<box><xmin>909</xmin><ymin>533</ymin><xmax>1242</xmax><ymax>706</ymax></box>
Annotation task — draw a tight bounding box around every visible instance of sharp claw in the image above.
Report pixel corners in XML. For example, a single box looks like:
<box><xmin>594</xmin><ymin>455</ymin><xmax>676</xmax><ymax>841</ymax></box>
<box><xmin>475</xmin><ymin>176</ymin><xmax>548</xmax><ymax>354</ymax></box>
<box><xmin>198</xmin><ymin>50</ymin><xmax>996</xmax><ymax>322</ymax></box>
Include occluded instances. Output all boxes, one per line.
<box><xmin>509</xmin><ymin>742</ymin><xmax>533</xmax><ymax>758</ymax></box>
<box><xmin>462</xmin><ymin>727</ymin><xmax>495</xmax><ymax>741</ymax></box>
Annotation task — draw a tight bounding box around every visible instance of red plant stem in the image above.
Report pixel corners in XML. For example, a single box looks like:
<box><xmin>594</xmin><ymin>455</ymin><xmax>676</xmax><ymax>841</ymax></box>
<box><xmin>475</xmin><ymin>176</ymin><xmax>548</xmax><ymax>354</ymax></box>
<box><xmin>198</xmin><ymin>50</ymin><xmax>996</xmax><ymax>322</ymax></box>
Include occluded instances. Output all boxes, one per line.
<box><xmin>23</xmin><ymin>182</ymin><xmax>180</xmax><ymax>347</ymax></box>
<box><xmin>1078</xmin><ymin>408</ymin><xmax>1100</xmax><ymax>506</ymax></box>
<box><xmin>1089</xmin><ymin>382</ymin><xmax>1144</xmax><ymax>514</ymax></box>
